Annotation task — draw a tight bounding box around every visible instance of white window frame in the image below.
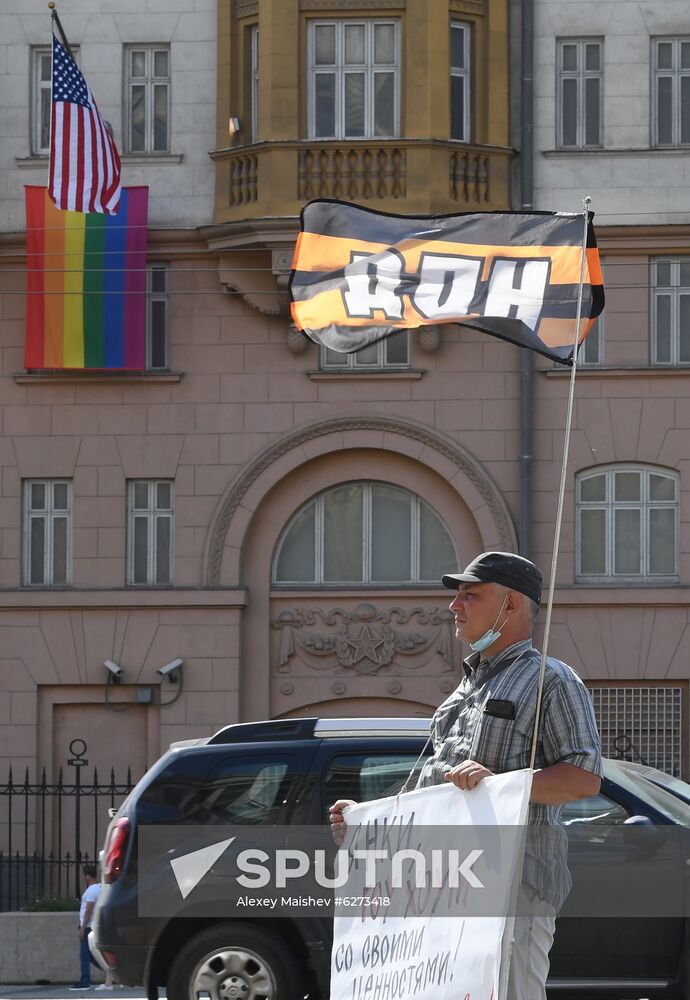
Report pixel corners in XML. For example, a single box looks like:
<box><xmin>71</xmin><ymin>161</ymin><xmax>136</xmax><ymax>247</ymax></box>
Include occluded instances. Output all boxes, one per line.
<box><xmin>577</xmin><ymin>313</ymin><xmax>604</xmax><ymax>366</ymax></box>
<box><xmin>450</xmin><ymin>21</ymin><xmax>471</xmax><ymax>142</ymax></box>
<box><xmin>652</xmin><ymin>37</ymin><xmax>690</xmax><ymax>147</ymax></box>
<box><xmin>307</xmin><ymin>19</ymin><xmax>400</xmax><ymax>140</ymax></box>
<box><xmin>23</xmin><ymin>479</ymin><xmax>73</xmax><ymax>587</ymax></box>
<box><xmin>31</xmin><ymin>45</ymin><xmax>81</xmax><ymax>155</ymax></box>
<box><xmin>147</xmin><ymin>263</ymin><xmax>169</xmax><ymax>371</ymax></box>
<box><xmin>127</xmin><ymin>480</ymin><xmax>174</xmax><ymax>586</ymax></box>
<box><xmin>31</xmin><ymin>46</ymin><xmax>54</xmax><ymax>155</ymax></box>
<box><xmin>576</xmin><ymin>466</ymin><xmax>679</xmax><ymax>583</ymax></box>
<box><xmin>272</xmin><ymin>480</ymin><xmax>457</xmax><ymax>586</ymax></box>
<box><xmin>556</xmin><ymin>37</ymin><xmax>603</xmax><ymax>149</ymax></box>
<box><xmin>124</xmin><ymin>45</ymin><xmax>171</xmax><ymax>154</ymax></box>
<box><xmin>320</xmin><ymin>330</ymin><xmax>409</xmax><ymax>370</ymax></box>
<box><xmin>651</xmin><ymin>257</ymin><xmax>690</xmax><ymax>365</ymax></box>
<box><xmin>251</xmin><ymin>25</ymin><xmax>259</xmax><ymax>143</ymax></box>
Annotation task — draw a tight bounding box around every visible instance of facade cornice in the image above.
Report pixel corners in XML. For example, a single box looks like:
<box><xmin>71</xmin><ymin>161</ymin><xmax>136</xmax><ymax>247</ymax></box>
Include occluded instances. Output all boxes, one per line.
<box><xmin>234</xmin><ymin>0</ymin><xmax>258</xmax><ymax>15</ymax></box>
<box><xmin>0</xmin><ymin>589</ymin><xmax>247</xmax><ymax>609</ymax></box>
<box><xmin>449</xmin><ymin>0</ymin><xmax>485</xmax><ymax>12</ymax></box>
<box><xmin>542</xmin><ymin>366</ymin><xmax>690</xmax><ymax>379</ymax></box>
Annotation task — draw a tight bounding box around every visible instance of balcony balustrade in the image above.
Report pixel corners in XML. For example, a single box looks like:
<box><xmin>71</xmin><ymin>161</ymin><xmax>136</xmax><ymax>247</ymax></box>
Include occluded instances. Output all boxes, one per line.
<box><xmin>211</xmin><ymin>139</ymin><xmax>512</xmax><ymax>223</ymax></box>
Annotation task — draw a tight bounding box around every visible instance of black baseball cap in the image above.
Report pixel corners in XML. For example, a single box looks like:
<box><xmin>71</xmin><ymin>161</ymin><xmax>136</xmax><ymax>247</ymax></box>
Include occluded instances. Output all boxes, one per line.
<box><xmin>442</xmin><ymin>551</ymin><xmax>543</xmax><ymax>605</ymax></box>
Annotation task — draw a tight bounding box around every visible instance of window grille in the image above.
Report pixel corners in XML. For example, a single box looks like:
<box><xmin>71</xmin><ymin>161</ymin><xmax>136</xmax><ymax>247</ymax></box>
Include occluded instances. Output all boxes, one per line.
<box><xmin>590</xmin><ymin>685</ymin><xmax>683</xmax><ymax>777</ymax></box>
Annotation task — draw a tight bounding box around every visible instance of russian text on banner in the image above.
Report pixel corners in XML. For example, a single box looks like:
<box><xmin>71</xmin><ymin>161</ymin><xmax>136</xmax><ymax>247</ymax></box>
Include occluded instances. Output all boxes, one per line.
<box><xmin>25</xmin><ymin>186</ymin><xmax>148</xmax><ymax>371</ymax></box>
<box><xmin>290</xmin><ymin>200</ymin><xmax>604</xmax><ymax>366</ymax></box>
<box><xmin>49</xmin><ymin>35</ymin><xmax>121</xmax><ymax>215</ymax></box>
<box><xmin>331</xmin><ymin>770</ymin><xmax>533</xmax><ymax>1000</ymax></box>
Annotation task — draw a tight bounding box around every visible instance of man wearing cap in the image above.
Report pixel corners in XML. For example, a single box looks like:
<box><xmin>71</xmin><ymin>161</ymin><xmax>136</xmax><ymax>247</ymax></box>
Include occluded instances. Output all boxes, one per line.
<box><xmin>330</xmin><ymin>550</ymin><xmax>602</xmax><ymax>1000</ymax></box>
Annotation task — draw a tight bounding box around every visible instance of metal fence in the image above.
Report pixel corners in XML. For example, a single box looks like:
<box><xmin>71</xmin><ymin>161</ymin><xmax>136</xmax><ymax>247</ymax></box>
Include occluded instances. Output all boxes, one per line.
<box><xmin>0</xmin><ymin>740</ymin><xmax>136</xmax><ymax>911</ymax></box>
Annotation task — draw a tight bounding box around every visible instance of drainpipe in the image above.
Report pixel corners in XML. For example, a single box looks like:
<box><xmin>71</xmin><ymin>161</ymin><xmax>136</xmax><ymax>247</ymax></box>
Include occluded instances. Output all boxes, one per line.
<box><xmin>519</xmin><ymin>0</ymin><xmax>534</xmax><ymax>559</ymax></box>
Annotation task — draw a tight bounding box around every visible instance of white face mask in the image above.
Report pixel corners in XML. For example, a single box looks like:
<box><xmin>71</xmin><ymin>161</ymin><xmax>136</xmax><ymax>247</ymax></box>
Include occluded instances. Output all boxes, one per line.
<box><xmin>469</xmin><ymin>596</ymin><xmax>509</xmax><ymax>653</ymax></box>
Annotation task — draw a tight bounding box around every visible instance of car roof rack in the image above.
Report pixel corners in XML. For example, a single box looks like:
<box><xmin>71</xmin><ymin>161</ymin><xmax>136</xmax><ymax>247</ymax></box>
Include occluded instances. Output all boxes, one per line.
<box><xmin>206</xmin><ymin>717</ymin><xmax>431</xmax><ymax>745</ymax></box>
<box><xmin>314</xmin><ymin>718</ymin><xmax>431</xmax><ymax>737</ymax></box>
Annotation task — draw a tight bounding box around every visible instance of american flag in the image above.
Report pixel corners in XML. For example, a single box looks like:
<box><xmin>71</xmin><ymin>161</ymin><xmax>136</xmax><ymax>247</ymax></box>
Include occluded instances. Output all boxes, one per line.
<box><xmin>49</xmin><ymin>35</ymin><xmax>121</xmax><ymax>214</ymax></box>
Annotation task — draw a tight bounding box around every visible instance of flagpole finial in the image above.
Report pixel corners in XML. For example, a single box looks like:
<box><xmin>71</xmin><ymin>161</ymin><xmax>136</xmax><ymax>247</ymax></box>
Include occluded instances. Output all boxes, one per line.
<box><xmin>48</xmin><ymin>2</ymin><xmax>56</xmax><ymax>9</ymax></box>
<box><xmin>583</xmin><ymin>195</ymin><xmax>592</xmax><ymax>210</ymax></box>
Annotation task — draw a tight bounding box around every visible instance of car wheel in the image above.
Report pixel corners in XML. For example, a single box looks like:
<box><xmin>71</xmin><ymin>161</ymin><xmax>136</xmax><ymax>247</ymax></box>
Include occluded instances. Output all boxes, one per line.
<box><xmin>167</xmin><ymin>924</ymin><xmax>304</xmax><ymax>1000</ymax></box>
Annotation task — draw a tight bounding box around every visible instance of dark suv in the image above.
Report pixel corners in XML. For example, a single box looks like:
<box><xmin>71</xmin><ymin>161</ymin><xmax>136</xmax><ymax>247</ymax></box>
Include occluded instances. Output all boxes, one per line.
<box><xmin>94</xmin><ymin>717</ymin><xmax>690</xmax><ymax>1000</ymax></box>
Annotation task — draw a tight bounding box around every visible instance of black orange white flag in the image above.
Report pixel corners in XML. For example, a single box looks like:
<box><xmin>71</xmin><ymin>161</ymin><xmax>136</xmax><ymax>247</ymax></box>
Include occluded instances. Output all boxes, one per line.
<box><xmin>290</xmin><ymin>200</ymin><xmax>604</xmax><ymax>366</ymax></box>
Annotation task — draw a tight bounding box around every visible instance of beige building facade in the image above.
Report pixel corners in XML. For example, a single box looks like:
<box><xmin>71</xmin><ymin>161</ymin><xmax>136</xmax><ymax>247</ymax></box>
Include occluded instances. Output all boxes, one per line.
<box><xmin>0</xmin><ymin>0</ymin><xmax>687</xmax><ymax>831</ymax></box>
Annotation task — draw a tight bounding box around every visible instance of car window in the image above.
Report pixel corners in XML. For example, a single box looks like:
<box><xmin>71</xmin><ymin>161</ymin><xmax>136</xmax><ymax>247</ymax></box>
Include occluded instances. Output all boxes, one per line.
<box><xmin>604</xmin><ymin>758</ymin><xmax>690</xmax><ymax>827</ymax></box>
<box><xmin>195</xmin><ymin>757</ymin><xmax>295</xmax><ymax>825</ymax></box>
<box><xmin>324</xmin><ymin>753</ymin><xmax>427</xmax><ymax>805</ymax></box>
<box><xmin>136</xmin><ymin>753</ymin><xmax>221</xmax><ymax>822</ymax></box>
<box><xmin>562</xmin><ymin>793</ymin><xmax>630</xmax><ymax>826</ymax></box>
<box><xmin>615</xmin><ymin>759</ymin><xmax>690</xmax><ymax>804</ymax></box>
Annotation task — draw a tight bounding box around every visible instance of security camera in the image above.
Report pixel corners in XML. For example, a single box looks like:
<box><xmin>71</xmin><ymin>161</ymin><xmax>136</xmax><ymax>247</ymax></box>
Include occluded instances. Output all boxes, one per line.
<box><xmin>157</xmin><ymin>658</ymin><xmax>183</xmax><ymax>681</ymax></box>
<box><xmin>104</xmin><ymin>659</ymin><xmax>124</xmax><ymax>682</ymax></box>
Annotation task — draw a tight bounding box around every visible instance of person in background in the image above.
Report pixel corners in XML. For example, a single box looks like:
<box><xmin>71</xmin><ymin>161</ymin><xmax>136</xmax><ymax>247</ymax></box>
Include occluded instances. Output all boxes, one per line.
<box><xmin>69</xmin><ymin>864</ymin><xmax>102</xmax><ymax>991</ymax></box>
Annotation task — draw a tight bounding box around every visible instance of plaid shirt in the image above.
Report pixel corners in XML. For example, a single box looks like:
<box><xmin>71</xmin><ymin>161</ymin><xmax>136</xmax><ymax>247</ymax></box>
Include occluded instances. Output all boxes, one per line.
<box><xmin>416</xmin><ymin>638</ymin><xmax>602</xmax><ymax>909</ymax></box>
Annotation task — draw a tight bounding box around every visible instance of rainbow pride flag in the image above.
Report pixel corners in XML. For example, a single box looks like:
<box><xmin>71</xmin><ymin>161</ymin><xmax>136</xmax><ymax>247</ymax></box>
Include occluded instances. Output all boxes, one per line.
<box><xmin>25</xmin><ymin>186</ymin><xmax>148</xmax><ymax>369</ymax></box>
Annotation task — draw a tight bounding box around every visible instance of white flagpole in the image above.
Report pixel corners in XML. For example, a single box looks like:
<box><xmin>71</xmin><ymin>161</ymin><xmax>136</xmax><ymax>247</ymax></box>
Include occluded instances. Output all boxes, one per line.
<box><xmin>529</xmin><ymin>196</ymin><xmax>592</xmax><ymax>771</ymax></box>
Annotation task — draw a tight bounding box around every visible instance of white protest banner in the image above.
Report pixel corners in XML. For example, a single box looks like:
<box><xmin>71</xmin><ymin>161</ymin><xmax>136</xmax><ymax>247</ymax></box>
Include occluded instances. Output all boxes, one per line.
<box><xmin>331</xmin><ymin>769</ymin><xmax>532</xmax><ymax>1000</ymax></box>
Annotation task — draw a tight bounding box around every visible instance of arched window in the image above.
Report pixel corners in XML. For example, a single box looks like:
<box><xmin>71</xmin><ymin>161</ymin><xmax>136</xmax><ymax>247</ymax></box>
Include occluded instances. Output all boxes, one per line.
<box><xmin>576</xmin><ymin>465</ymin><xmax>678</xmax><ymax>581</ymax></box>
<box><xmin>273</xmin><ymin>481</ymin><xmax>457</xmax><ymax>585</ymax></box>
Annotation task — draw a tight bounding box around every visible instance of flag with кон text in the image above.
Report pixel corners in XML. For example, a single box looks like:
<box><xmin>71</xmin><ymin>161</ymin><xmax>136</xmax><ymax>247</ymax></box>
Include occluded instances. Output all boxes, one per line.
<box><xmin>290</xmin><ymin>200</ymin><xmax>605</xmax><ymax>366</ymax></box>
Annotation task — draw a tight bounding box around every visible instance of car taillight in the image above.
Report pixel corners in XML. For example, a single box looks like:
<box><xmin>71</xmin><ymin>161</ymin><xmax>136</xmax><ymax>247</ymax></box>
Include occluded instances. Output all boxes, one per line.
<box><xmin>103</xmin><ymin>817</ymin><xmax>130</xmax><ymax>883</ymax></box>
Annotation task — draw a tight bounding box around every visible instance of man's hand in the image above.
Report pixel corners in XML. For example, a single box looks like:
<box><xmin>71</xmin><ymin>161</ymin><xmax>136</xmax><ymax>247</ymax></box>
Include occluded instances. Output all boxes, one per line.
<box><xmin>79</xmin><ymin>927</ymin><xmax>85</xmax><ymax>941</ymax></box>
<box><xmin>443</xmin><ymin>760</ymin><xmax>493</xmax><ymax>790</ymax></box>
<box><xmin>329</xmin><ymin>798</ymin><xmax>357</xmax><ymax>845</ymax></box>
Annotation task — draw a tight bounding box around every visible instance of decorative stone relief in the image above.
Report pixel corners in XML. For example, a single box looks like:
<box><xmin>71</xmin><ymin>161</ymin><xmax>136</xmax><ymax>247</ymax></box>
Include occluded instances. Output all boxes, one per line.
<box><xmin>272</xmin><ymin>603</ymin><xmax>454</xmax><ymax>676</ymax></box>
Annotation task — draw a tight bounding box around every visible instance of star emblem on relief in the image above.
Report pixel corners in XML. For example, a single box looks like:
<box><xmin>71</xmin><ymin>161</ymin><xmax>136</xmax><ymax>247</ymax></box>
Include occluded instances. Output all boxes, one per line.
<box><xmin>344</xmin><ymin>623</ymin><xmax>385</xmax><ymax>665</ymax></box>
<box><xmin>334</xmin><ymin>609</ymin><xmax>397</xmax><ymax>674</ymax></box>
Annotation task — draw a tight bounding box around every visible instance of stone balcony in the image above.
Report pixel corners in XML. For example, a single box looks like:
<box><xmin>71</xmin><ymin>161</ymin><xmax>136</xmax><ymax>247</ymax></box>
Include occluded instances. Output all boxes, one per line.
<box><xmin>210</xmin><ymin>138</ymin><xmax>513</xmax><ymax>223</ymax></box>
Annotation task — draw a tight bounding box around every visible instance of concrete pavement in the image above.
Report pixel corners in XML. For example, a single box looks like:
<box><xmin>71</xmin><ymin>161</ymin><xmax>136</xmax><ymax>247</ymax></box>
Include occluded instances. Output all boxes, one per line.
<box><xmin>0</xmin><ymin>990</ymin><xmax>155</xmax><ymax>1000</ymax></box>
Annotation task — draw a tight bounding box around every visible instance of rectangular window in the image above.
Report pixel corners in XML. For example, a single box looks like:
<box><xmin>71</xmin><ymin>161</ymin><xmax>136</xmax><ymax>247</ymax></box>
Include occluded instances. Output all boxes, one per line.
<box><xmin>577</xmin><ymin>314</ymin><xmax>603</xmax><ymax>366</ymax></box>
<box><xmin>127</xmin><ymin>480</ymin><xmax>174</xmax><ymax>585</ymax></box>
<box><xmin>308</xmin><ymin>20</ymin><xmax>400</xmax><ymax>140</ymax></box>
<box><xmin>450</xmin><ymin>22</ymin><xmax>471</xmax><ymax>141</ymax></box>
<box><xmin>651</xmin><ymin>257</ymin><xmax>690</xmax><ymax>365</ymax></box>
<box><xmin>125</xmin><ymin>46</ymin><xmax>170</xmax><ymax>154</ymax></box>
<box><xmin>31</xmin><ymin>46</ymin><xmax>81</xmax><ymax>155</ymax></box>
<box><xmin>321</xmin><ymin>331</ymin><xmax>409</xmax><ymax>370</ymax></box>
<box><xmin>251</xmin><ymin>25</ymin><xmax>259</xmax><ymax>142</ymax></box>
<box><xmin>576</xmin><ymin>467</ymin><xmax>678</xmax><ymax>581</ymax></box>
<box><xmin>23</xmin><ymin>480</ymin><xmax>72</xmax><ymax>586</ymax></box>
<box><xmin>557</xmin><ymin>38</ymin><xmax>603</xmax><ymax>148</ymax></box>
<box><xmin>652</xmin><ymin>38</ymin><xmax>690</xmax><ymax>146</ymax></box>
<box><xmin>31</xmin><ymin>47</ymin><xmax>53</xmax><ymax>155</ymax></box>
<box><xmin>148</xmin><ymin>264</ymin><xmax>169</xmax><ymax>370</ymax></box>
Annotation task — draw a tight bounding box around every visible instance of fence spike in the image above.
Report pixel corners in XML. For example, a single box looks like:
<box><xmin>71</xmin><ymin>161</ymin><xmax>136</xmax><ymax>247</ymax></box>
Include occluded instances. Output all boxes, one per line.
<box><xmin>1</xmin><ymin>764</ymin><xmax>134</xmax><ymax>911</ymax></box>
